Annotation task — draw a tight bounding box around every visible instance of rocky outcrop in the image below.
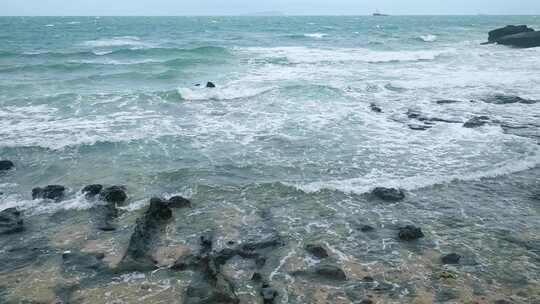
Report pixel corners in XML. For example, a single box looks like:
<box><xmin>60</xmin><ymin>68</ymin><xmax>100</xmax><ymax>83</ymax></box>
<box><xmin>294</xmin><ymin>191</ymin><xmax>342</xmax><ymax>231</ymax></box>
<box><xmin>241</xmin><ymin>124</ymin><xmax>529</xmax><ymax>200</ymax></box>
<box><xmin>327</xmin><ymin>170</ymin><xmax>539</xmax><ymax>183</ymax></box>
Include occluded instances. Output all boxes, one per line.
<box><xmin>99</xmin><ymin>186</ymin><xmax>127</xmax><ymax>204</ymax></box>
<box><xmin>463</xmin><ymin>116</ymin><xmax>490</xmax><ymax>128</ymax></box>
<box><xmin>305</xmin><ymin>244</ymin><xmax>329</xmax><ymax>259</ymax></box>
<box><xmin>398</xmin><ymin>225</ymin><xmax>424</xmax><ymax>241</ymax></box>
<box><xmin>371</xmin><ymin>187</ymin><xmax>405</xmax><ymax>202</ymax></box>
<box><xmin>482</xmin><ymin>95</ymin><xmax>538</xmax><ymax>105</ymax></box>
<box><xmin>488</xmin><ymin>25</ymin><xmax>534</xmax><ymax>43</ymax></box>
<box><xmin>32</xmin><ymin>185</ymin><xmax>66</xmax><ymax>201</ymax></box>
<box><xmin>206</xmin><ymin>82</ymin><xmax>216</xmax><ymax>88</ymax></box>
<box><xmin>370</xmin><ymin>103</ymin><xmax>382</xmax><ymax>113</ymax></box>
<box><xmin>168</xmin><ymin>195</ymin><xmax>192</xmax><ymax>208</ymax></box>
<box><xmin>0</xmin><ymin>208</ymin><xmax>23</xmax><ymax>235</ymax></box>
<box><xmin>0</xmin><ymin>160</ymin><xmax>14</xmax><ymax>171</ymax></box>
<box><xmin>81</xmin><ymin>184</ymin><xmax>103</xmax><ymax>197</ymax></box>
<box><xmin>485</xmin><ymin>25</ymin><xmax>540</xmax><ymax>48</ymax></box>
<box><xmin>118</xmin><ymin>198</ymin><xmax>173</xmax><ymax>271</ymax></box>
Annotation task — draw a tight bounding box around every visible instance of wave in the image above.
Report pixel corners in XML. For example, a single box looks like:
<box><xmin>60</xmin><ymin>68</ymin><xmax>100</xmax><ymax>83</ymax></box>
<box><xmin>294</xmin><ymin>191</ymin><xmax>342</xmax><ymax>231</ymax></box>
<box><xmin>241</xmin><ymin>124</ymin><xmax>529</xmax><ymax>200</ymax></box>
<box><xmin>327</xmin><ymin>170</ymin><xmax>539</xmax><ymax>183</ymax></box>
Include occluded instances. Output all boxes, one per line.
<box><xmin>419</xmin><ymin>34</ymin><xmax>438</xmax><ymax>42</ymax></box>
<box><xmin>304</xmin><ymin>33</ymin><xmax>328</xmax><ymax>39</ymax></box>
<box><xmin>238</xmin><ymin>46</ymin><xmax>453</xmax><ymax>64</ymax></box>
<box><xmin>291</xmin><ymin>155</ymin><xmax>540</xmax><ymax>195</ymax></box>
<box><xmin>82</xmin><ymin>36</ymin><xmax>150</xmax><ymax>48</ymax></box>
<box><xmin>176</xmin><ymin>85</ymin><xmax>275</xmax><ymax>101</ymax></box>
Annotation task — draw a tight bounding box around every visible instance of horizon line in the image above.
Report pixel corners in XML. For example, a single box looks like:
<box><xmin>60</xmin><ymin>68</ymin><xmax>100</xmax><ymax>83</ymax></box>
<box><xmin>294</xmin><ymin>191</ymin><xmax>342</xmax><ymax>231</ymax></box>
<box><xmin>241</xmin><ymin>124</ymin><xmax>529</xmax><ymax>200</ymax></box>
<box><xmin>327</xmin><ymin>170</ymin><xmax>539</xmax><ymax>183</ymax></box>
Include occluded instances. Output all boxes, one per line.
<box><xmin>1</xmin><ymin>14</ymin><xmax>539</xmax><ymax>17</ymax></box>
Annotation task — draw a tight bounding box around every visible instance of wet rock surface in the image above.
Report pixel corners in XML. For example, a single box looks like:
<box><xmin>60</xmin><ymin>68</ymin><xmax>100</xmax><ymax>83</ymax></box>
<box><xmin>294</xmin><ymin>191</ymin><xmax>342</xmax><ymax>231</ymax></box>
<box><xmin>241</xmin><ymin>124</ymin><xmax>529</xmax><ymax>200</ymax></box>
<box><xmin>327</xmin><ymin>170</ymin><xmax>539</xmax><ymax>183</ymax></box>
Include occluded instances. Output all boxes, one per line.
<box><xmin>32</xmin><ymin>185</ymin><xmax>66</xmax><ymax>201</ymax></box>
<box><xmin>168</xmin><ymin>195</ymin><xmax>192</xmax><ymax>208</ymax></box>
<box><xmin>206</xmin><ymin>81</ymin><xmax>216</xmax><ymax>88</ymax></box>
<box><xmin>482</xmin><ymin>95</ymin><xmax>538</xmax><ymax>105</ymax></box>
<box><xmin>463</xmin><ymin>116</ymin><xmax>490</xmax><ymax>128</ymax></box>
<box><xmin>371</xmin><ymin>187</ymin><xmax>405</xmax><ymax>202</ymax></box>
<box><xmin>305</xmin><ymin>244</ymin><xmax>329</xmax><ymax>259</ymax></box>
<box><xmin>488</xmin><ymin>25</ymin><xmax>534</xmax><ymax>43</ymax></box>
<box><xmin>0</xmin><ymin>160</ymin><xmax>14</xmax><ymax>171</ymax></box>
<box><xmin>398</xmin><ymin>225</ymin><xmax>425</xmax><ymax>241</ymax></box>
<box><xmin>370</xmin><ymin>103</ymin><xmax>382</xmax><ymax>113</ymax></box>
<box><xmin>81</xmin><ymin>184</ymin><xmax>103</xmax><ymax>197</ymax></box>
<box><xmin>99</xmin><ymin>186</ymin><xmax>127</xmax><ymax>204</ymax></box>
<box><xmin>442</xmin><ymin>253</ymin><xmax>461</xmax><ymax>265</ymax></box>
<box><xmin>0</xmin><ymin>208</ymin><xmax>23</xmax><ymax>235</ymax></box>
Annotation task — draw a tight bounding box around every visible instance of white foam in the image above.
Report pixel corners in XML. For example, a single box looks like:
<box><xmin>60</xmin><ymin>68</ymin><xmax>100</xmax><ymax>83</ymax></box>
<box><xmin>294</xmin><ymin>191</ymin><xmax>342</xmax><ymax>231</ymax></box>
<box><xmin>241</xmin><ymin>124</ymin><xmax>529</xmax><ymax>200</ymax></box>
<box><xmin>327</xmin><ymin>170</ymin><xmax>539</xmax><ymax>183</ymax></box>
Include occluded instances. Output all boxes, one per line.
<box><xmin>304</xmin><ymin>33</ymin><xmax>327</xmax><ymax>39</ymax></box>
<box><xmin>82</xmin><ymin>36</ymin><xmax>152</xmax><ymax>48</ymax></box>
<box><xmin>177</xmin><ymin>84</ymin><xmax>275</xmax><ymax>101</ymax></box>
<box><xmin>419</xmin><ymin>34</ymin><xmax>438</xmax><ymax>42</ymax></box>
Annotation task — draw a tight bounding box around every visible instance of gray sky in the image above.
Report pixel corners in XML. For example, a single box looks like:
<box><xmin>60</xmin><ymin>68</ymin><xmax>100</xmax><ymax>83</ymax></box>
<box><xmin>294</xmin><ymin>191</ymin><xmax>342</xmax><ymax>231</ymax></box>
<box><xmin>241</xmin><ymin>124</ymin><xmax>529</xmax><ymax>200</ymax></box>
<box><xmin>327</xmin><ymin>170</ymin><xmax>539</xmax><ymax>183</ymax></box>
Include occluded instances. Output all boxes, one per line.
<box><xmin>2</xmin><ymin>0</ymin><xmax>540</xmax><ymax>16</ymax></box>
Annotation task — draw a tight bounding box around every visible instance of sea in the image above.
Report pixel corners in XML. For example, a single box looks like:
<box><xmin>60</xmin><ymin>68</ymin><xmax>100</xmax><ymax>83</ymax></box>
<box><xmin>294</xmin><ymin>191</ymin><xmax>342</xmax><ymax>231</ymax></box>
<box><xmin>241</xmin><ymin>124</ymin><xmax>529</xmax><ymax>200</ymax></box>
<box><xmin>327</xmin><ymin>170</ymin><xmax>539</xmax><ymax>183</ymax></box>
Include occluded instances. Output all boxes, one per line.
<box><xmin>0</xmin><ymin>16</ymin><xmax>539</xmax><ymax>303</ymax></box>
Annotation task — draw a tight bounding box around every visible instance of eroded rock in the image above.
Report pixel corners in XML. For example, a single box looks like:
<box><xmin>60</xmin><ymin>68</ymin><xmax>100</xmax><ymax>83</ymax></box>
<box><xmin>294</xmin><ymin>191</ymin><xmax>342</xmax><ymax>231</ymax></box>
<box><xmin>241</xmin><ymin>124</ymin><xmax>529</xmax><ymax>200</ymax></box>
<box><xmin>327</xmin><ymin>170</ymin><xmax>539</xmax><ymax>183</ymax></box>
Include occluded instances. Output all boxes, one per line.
<box><xmin>82</xmin><ymin>184</ymin><xmax>103</xmax><ymax>197</ymax></box>
<box><xmin>371</xmin><ymin>187</ymin><xmax>405</xmax><ymax>202</ymax></box>
<box><xmin>100</xmin><ymin>186</ymin><xmax>127</xmax><ymax>204</ymax></box>
<box><xmin>0</xmin><ymin>208</ymin><xmax>23</xmax><ymax>235</ymax></box>
<box><xmin>32</xmin><ymin>185</ymin><xmax>66</xmax><ymax>201</ymax></box>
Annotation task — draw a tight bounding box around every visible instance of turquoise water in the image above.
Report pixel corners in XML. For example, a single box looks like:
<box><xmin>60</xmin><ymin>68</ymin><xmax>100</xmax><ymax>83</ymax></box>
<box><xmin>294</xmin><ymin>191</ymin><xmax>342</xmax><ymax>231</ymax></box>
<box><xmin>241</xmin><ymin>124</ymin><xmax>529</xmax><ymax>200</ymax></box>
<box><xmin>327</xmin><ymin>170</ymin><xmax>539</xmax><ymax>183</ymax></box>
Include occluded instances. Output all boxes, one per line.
<box><xmin>0</xmin><ymin>16</ymin><xmax>540</xmax><ymax>303</ymax></box>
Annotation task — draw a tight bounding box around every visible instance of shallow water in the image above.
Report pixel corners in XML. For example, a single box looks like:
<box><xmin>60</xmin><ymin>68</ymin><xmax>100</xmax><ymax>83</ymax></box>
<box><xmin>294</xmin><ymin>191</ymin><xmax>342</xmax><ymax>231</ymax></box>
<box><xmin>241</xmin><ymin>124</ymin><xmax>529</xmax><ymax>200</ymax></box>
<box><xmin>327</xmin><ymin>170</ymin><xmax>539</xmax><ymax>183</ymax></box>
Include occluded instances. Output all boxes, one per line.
<box><xmin>0</xmin><ymin>16</ymin><xmax>539</xmax><ymax>303</ymax></box>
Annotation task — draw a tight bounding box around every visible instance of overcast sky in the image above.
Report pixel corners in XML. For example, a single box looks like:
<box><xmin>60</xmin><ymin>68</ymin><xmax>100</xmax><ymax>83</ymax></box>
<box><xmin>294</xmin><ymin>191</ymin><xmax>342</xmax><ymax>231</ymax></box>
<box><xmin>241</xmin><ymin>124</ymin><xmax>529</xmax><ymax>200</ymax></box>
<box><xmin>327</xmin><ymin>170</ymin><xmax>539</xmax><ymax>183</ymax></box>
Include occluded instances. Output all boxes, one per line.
<box><xmin>2</xmin><ymin>0</ymin><xmax>540</xmax><ymax>16</ymax></box>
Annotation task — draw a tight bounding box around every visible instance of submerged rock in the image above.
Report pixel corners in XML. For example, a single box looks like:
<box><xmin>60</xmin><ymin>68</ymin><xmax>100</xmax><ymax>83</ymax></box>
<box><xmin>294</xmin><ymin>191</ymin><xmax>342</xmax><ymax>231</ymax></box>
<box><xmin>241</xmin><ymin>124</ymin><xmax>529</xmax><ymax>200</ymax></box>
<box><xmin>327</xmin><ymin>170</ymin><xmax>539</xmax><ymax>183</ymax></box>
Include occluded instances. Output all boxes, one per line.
<box><xmin>32</xmin><ymin>185</ymin><xmax>66</xmax><ymax>201</ymax></box>
<box><xmin>482</xmin><ymin>95</ymin><xmax>538</xmax><ymax>104</ymax></box>
<box><xmin>0</xmin><ymin>208</ymin><xmax>24</xmax><ymax>235</ymax></box>
<box><xmin>206</xmin><ymin>81</ymin><xmax>216</xmax><ymax>88</ymax></box>
<box><xmin>463</xmin><ymin>116</ymin><xmax>490</xmax><ymax>128</ymax></box>
<box><xmin>81</xmin><ymin>184</ymin><xmax>103</xmax><ymax>197</ymax></box>
<box><xmin>168</xmin><ymin>195</ymin><xmax>192</xmax><ymax>208</ymax></box>
<box><xmin>488</xmin><ymin>25</ymin><xmax>534</xmax><ymax>43</ymax></box>
<box><xmin>0</xmin><ymin>160</ymin><xmax>14</xmax><ymax>171</ymax></box>
<box><xmin>260</xmin><ymin>284</ymin><xmax>278</xmax><ymax>304</ymax></box>
<box><xmin>370</xmin><ymin>103</ymin><xmax>382</xmax><ymax>113</ymax></box>
<box><xmin>435</xmin><ymin>99</ymin><xmax>462</xmax><ymax>105</ymax></box>
<box><xmin>100</xmin><ymin>186</ymin><xmax>127</xmax><ymax>204</ymax></box>
<box><xmin>441</xmin><ymin>253</ymin><xmax>461</xmax><ymax>265</ymax></box>
<box><xmin>398</xmin><ymin>225</ymin><xmax>424</xmax><ymax>241</ymax></box>
<box><xmin>314</xmin><ymin>264</ymin><xmax>347</xmax><ymax>281</ymax></box>
<box><xmin>305</xmin><ymin>244</ymin><xmax>329</xmax><ymax>259</ymax></box>
<box><xmin>371</xmin><ymin>187</ymin><xmax>405</xmax><ymax>202</ymax></box>
<box><xmin>360</xmin><ymin>225</ymin><xmax>375</xmax><ymax>232</ymax></box>
<box><xmin>408</xmin><ymin>124</ymin><xmax>432</xmax><ymax>131</ymax></box>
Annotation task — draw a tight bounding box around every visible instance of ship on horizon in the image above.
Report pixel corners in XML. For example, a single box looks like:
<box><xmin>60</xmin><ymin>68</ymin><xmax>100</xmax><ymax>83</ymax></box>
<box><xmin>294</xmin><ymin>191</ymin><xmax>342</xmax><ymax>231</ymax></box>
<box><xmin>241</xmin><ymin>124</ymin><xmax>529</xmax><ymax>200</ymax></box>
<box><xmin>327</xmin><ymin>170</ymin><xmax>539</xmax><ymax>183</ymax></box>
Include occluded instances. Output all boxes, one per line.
<box><xmin>373</xmin><ymin>10</ymin><xmax>389</xmax><ymax>16</ymax></box>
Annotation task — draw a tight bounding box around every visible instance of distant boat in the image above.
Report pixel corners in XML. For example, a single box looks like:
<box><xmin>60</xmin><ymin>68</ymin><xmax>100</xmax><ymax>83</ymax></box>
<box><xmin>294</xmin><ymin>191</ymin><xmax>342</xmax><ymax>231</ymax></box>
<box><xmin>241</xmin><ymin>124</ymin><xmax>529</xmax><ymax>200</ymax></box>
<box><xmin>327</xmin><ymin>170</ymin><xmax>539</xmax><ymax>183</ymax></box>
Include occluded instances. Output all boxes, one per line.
<box><xmin>373</xmin><ymin>10</ymin><xmax>389</xmax><ymax>16</ymax></box>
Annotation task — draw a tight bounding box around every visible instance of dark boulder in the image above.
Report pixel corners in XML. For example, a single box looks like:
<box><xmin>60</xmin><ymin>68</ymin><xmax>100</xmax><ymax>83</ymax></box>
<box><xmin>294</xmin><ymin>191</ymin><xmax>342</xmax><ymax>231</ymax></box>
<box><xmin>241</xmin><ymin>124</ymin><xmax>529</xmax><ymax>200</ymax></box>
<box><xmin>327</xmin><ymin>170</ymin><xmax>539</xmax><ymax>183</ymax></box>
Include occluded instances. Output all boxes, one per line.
<box><xmin>370</xmin><ymin>103</ymin><xmax>382</xmax><ymax>113</ymax></box>
<box><xmin>0</xmin><ymin>160</ymin><xmax>14</xmax><ymax>171</ymax></box>
<box><xmin>371</xmin><ymin>187</ymin><xmax>405</xmax><ymax>202</ymax></box>
<box><xmin>482</xmin><ymin>95</ymin><xmax>537</xmax><ymax>105</ymax></box>
<box><xmin>305</xmin><ymin>244</ymin><xmax>329</xmax><ymax>259</ymax></box>
<box><xmin>496</xmin><ymin>30</ymin><xmax>540</xmax><ymax>48</ymax></box>
<box><xmin>0</xmin><ymin>208</ymin><xmax>24</xmax><ymax>235</ymax></box>
<box><xmin>488</xmin><ymin>25</ymin><xmax>534</xmax><ymax>43</ymax></box>
<box><xmin>168</xmin><ymin>195</ymin><xmax>192</xmax><ymax>208</ymax></box>
<box><xmin>463</xmin><ymin>116</ymin><xmax>490</xmax><ymax>128</ymax></box>
<box><xmin>314</xmin><ymin>264</ymin><xmax>347</xmax><ymax>281</ymax></box>
<box><xmin>260</xmin><ymin>284</ymin><xmax>278</xmax><ymax>304</ymax></box>
<box><xmin>251</xmin><ymin>272</ymin><xmax>263</xmax><ymax>282</ymax></box>
<box><xmin>398</xmin><ymin>225</ymin><xmax>424</xmax><ymax>241</ymax></box>
<box><xmin>360</xmin><ymin>225</ymin><xmax>375</xmax><ymax>232</ymax></box>
<box><xmin>32</xmin><ymin>185</ymin><xmax>66</xmax><ymax>200</ymax></box>
<box><xmin>81</xmin><ymin>184</ymin><xmax>103</xmax><ymax>197</ymax></box>
<box><xmin>206</xmin><ymin>81</ymin><xmax>216</xmax><ymax>88</ymax></box>
<box><xmin>441</xmin><ymin>253</ymin><xmax>461</xmax><ymax>265</ymax></box>
<box><xmin>100</xmin><ymin>186</ymin><xmax>127</xmax><ymax>204</ymax></box>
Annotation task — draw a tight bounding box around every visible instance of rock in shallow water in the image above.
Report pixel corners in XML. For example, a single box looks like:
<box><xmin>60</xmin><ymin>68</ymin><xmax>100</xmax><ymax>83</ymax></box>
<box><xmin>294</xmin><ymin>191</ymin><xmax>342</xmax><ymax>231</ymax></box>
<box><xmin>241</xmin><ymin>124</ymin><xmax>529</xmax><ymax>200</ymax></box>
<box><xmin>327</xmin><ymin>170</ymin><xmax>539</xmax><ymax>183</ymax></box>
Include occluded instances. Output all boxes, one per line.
<box><xmin>488</xmin><ymin>25</ymin><xmax>534</xmax><ymax>43</ymax></box>
<box><xmin>370</xmin><ymin>103</ymin><xmax>382</xmax><ymax>113</ymax></box>
<box><xmin>398</xmin><ymin>225</ymin><xmax>424</xmax><ymax>241</ymax></box>
<box><xmin>0</xmin><ymin>160</ymin><xmax>14</xmax><ymax>171</ymax></box>
<box><xmin>168</xmin><ymin>195</ymin><xmax>192</xmax><ymax>208</ymax></box>
<box><xmin>260</xmin><ymin>284</ymin><xmax>278</xmax><ymax>304</ymax></box>
<box><xmin>99</xmin><ymin>186</ymin><xmax>127</xmax><ymax>204</ymax></box>
<box><xmin>482</xmin><ymin>94</ymin><xmax>538</xmax><ymax>104</ymax></box>
<box><xmin>206</xmin><ymin>81</ymin><xmax>216</xmax><ymax>88</ymax></box>
<box><xmin>305</xmin><ymin>244</ymin><xmax>329</xmax><ymax>259</ymax></box>
<box><xmin>81</xmin><ymin>184</ymin><xmax>103</xmax><ymax>197</ymax></box>
<box><xmin>32</xmin><ymin>185</ymin><xmax>66</xmax><ymax>200</ymax></box>
<box><xmin>371</xmin><ymin>187</ymin><xmax>405</xmax><ymax>202</ymax></box>
<box><xmin>314</xmin><ymin>264</ymin><xmax>347</xmax><ymax>281</ymax></box>
<box><xmin>0</xmin><ymin>208</ymin><xmax>24</xmax><ymax>235</ymax></box>
<box><xmin>441</xmin><ymin>253</ymin><xmax>461</xmax><ymax>265</ymax></box>
<box><xmin>463</xmin><ymin>116</ymin><xmax>490</xmax><ymax>128</ymax></box>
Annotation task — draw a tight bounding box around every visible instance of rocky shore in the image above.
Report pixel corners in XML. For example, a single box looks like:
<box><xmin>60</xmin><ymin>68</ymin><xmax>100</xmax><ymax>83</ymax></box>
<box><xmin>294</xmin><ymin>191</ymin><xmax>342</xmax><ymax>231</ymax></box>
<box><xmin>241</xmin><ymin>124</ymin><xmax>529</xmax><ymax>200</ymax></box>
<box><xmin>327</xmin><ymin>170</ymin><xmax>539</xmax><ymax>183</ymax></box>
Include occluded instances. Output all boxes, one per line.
<box><xmin>0</xmin><ymin>160</ymin><xmax>539</xmax><ymax>303</ymax></box>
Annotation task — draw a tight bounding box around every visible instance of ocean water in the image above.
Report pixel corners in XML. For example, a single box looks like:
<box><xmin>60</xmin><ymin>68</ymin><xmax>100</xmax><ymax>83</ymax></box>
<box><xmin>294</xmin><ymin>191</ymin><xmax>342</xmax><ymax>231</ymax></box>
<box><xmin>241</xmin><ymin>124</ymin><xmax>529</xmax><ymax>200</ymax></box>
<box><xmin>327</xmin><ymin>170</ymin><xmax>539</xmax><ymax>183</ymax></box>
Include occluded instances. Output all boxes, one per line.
<box><xmin>0</xmin><ymin>16</ymin><xmax>540</xmax><ymax>303</ymax></box>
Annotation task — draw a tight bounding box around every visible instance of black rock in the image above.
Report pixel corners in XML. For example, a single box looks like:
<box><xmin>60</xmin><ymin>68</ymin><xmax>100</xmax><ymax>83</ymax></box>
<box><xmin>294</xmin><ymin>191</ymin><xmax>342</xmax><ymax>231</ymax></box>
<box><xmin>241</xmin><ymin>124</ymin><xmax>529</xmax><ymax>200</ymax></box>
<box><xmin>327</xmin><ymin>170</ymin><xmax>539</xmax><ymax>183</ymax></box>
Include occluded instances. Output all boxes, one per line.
<box><xmin>371</xmin><ymin>187</ymin><xmax>405</xmax><ymax>202</ymax></box>
<box><xmin>255</xmin><ymin>256</ymin><xmax>266</xmax><ymax>268</ymax></box>
<box><xmin>436</xmin><ymin>99</ymin><xmax>462</xmax><ymax>105</ymax></box>
<box><xmin>360</xmin><ymin>225</ymin><xmax>375</xmax><ymax>232</ymax></box>
<box><xmin>168</xmin><ymin>195</ymin><xmax>192</xmax><ymax>208</ymax></box>
<box><xmin>463</xmin><ymin>116</ymin><xmax>490</xmax><ymax>128</ymax></box>
<box><xmin>408</xmin><ymin>124</ymin><xmax>431</xmax><ymax>131</ymax></box>
<box><xmin>406</xmin><ymin>109</ymin><xmax>423</xmax><ymax>119</ymax></box>
<box><xmin>442</xmin><ymin>253</ymin><xmax>461</xmax><ymax>265</ymax></box>
<box><xmin>147</xmin><ymin>197</ymin><xmax>173</xmax><ymax>221</ymax></box>
<box><xmin>260</xmin><ymin>285</ymin><xmax>278</xmax><ymax>304</ymax></box>
<box><xmin>496</xmin><ymin>30</ymin><xmax>540</xmax><ymax>48</ymax></box>
<box><xmin>370</xmin><ymin>103</ymin><xmax>382</xmax><ymax>113</ymax></box>
<box><xmin>32</xmin><ymin>185</ymin><xmax>66</xmax><ymax>201</ymax></box>
<box><xmin>251</xmin><ymin>272</ymin><xmax>263</xmax><ymax>282</ymax></box>
<box><xmin>359</xmin><ymin>300</ymin><xmax>374</xmax><ymax>304</ymax></box>
<box><xmin>314</xmin><ymin>264</ymin><xmax>347</xmax><ymax>281</ymax></box>
<box><xmin>0</xmin><ymin>208</ymin><xmax>24</xmax><ymax>235</ymax></box>
<box><xmin>398</xmin><ymin>225</ymin><xmax>424</xmax><ymax>241</ymax></box>
<box><xmin>482</xmin><ymin>95</ymin><xmax>537</xmax><ymax>104</ymax></box>
<box><xmin>100</xmin><ymin>186</ymin><xmax>127</xmax><ymax>204</ymax></box>
<box><xmin>81</xmin><ymin>184</ymin><xmax>103</xmax><ymax>197</ymax></box>
<box><xmin>305</xmin><ymin>244</ymin><xmax>329</xmax><ymax>259</ymax></box>
<box><xmin>241</xmin><ymin>235</ymin><xmax>282</xmax><ymax>251</ymax></box>
<box><xmin>488</xmin><ymin>25</ymin><xmax>534</xmax><ymax>43</ymax></box>
<box><xmin>206</xmin><ymin>81</ymin><xmax>216</xmax><ymax>88</ymax></box>
<box><xmin>0</xmin><ymin>160</ymin><xmax>14</xmax><ymax>171</ymax></box>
